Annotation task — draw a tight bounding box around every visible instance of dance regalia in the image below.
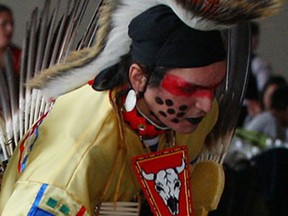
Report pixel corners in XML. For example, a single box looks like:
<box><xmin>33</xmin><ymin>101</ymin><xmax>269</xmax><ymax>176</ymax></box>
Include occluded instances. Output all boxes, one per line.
<box><xmin>0</xmin><ymin>1</ymin><xmax>281</xmax><ymax>215</ymax></box>
<box><xmin>0</xmin><ymin>84</ymin><xmax>218</xmax><ymax>215</ymax></box>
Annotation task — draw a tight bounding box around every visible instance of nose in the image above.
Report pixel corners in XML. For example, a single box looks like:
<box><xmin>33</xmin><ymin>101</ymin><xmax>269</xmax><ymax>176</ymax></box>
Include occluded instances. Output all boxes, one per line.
<box><xmin>195</xmin><ymin>92</ymin><xmax>213</xmax><ymax>113</ymax></box>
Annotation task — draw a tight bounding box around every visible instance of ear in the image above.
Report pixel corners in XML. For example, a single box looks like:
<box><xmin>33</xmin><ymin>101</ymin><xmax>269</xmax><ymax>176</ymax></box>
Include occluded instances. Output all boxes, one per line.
<box><xmin>129</xmin><ymin>63</ymin><xmax>147</xmax><ymax>92</ymax></box>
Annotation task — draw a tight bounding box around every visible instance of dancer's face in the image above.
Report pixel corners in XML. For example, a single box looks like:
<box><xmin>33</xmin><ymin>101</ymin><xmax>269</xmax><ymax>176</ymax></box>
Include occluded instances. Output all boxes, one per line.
<box><xmin>143</xmin><ymin>61</ymin><xmax>226</xmax><ymax>134</ymax></box>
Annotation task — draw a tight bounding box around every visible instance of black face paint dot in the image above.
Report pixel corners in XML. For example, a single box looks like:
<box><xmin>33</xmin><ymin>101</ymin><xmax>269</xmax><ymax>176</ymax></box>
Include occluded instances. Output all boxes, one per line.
<box><xmin>165</xmin><ymin>99</ymin><xmax>174</xmax><ymax>106</ymax></box>
<box><xmin>167</xmin><ymin>108</ymin><xmax>176</xmax><ymax>115</ymax></box>
<box><xmin>155</xmin><ymin>97</ymin><xmax>164</xmax><ymax>105</ymax></box>
<box><xmin>150</xmin><ymin>111</ymin><xmax>156</xmax><ymax>117</ymax></box>
<box><xmin>159</xmin><ymin>111</ymin><xmax>167</xmax><ymax>117</ymax></box>
<box><xmin>171</xmin><ymin>118</ymin><xmax>180</xmax><ymax>124</ymax></box>
<box><xmin>176</xmin><ymin>112</ymin><xmax>185</xmax><ymax>118</ymax></box>
<box><xmin>179</xmin><ymin>105</ymin><xmax>188</xmax><ymax>111</ymax></box>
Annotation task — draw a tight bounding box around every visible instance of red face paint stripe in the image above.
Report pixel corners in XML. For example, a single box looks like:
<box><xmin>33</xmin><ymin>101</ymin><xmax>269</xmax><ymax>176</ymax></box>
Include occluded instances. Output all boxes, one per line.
<box><xmin>161</xmin><ymin>74</ymin><xmax>214</xmax><ymax>99</ymax></box>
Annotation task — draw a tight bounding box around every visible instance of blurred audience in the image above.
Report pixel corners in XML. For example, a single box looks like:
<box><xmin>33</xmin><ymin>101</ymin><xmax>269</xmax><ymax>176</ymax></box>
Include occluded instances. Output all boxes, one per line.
<box><xmin>0</xmin><ymin>4</ymin><xmax>21</xmax><ymax>73</ymax></box>
<box><xmin>260</xmin><ymin>76</ymin><xmax>287</xmax><ymax>111</ymax></box>
<box><xmin>215</xmin><ymin>84</ymin><xmax>288</xmax><ymax>216</ymax></box>
<box><xmin>245</xmin><ymin>84</ymin><xmax>288</xmax><ymax>143</ymax></box>
<box><xmin>212</xmin><ymin>22</ymin><xmax>287</xmax><ymax>216</ymax></box>
<box><xmin>227</xmin><ymin>77</ymin><xmax>287</xmax><ymax>170</ymax></box>
<box><xmin>243</xmin><ymin>75</ymin><xmax>287</xmax><ymax>126</ymax></box>
<box><xmin>237</xmin><ymin>22</ymin><xmax>272</xmax><ymax>127</ymax></box>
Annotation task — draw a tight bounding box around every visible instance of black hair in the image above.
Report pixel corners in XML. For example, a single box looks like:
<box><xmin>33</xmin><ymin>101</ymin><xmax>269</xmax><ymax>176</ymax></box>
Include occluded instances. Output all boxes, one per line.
<box><xmin>262</xmin><ymin>76</ymin><xmax>287</xmax><ymax>94</ymax></box>
<box><xmin>0</xmin><ymin>4</ymin><xmax>13</xmax><ymax>16</ymax></box>
<box><xmin>270</xmin><ymin>85</ymin><xmax>288</xmax><ymax>111</ymax></box>
<box><xmin>260</xmin><ymin>75</ymin><xmax>287</xmax><ymax>108</ymax></box>
<box><xmin>93</xmin><ymin>52</ymin><xmax>169</xmax><ymax>91</ymax></box>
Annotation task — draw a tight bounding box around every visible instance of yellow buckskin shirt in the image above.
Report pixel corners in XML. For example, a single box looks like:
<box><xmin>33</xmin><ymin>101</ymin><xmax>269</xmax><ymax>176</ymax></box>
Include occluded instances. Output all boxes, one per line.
<box><xmin>0</xmin><ymin>84</ymin><xmax>218</xmax><ymax>215</ymax></box>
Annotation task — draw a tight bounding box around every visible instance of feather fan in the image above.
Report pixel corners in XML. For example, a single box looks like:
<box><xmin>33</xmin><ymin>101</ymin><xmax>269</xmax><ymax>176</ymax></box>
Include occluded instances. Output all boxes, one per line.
<box><xmin>199</xmin><ymin>23</ymin><xmax>251</xmax><ymax>164</ymax></box>
<box><xmin>0</xmin><ymin>0</ymin><xmax>100</xmax><ymax>161</ymax></box>
<box><xmin>0</xmin><ymin>47</ymin><xmax>22</xmax><ymax>160</ymax></box>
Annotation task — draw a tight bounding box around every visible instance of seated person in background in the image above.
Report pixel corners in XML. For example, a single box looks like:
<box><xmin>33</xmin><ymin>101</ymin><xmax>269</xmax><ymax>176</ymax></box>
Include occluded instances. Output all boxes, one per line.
<box><xmin>260</xmin><ymin>76</ymin><xmax>287</xmax><ymax>111</ymax></box>
<box><xmin>0</xmin><ymin>4</ymin><xmax>21</xmax><ymax>73</ymax></box>
<box><xmin>245</xmin><ymin>85</ymin><xmax>288</xmax><ymax>143</ymax></box>
<box><xmin>237</xmin><ymin>66</ymin><xmax>260</xmax><ymax>127</ymax></box>
<box><xmin>242</xmin><ymin>75</ymin><xmax>287</xmax><ymax>127</ymax></box>
<box><xmin>237</xmin><ymin>22</ymin><xmax>274</xmax><ymax>127</ymax></box>
<box><xmin>226</xmin><ymin>76</ymin><xmax>287</xmax><ymax>164</ymax></box>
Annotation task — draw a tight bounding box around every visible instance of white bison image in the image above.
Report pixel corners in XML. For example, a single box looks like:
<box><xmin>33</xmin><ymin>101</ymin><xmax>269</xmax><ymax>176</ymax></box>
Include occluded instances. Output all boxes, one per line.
<box><xmin>141</xmin><ymin>158</ymin><xmax>186</xmax><ymax>215</ymax></box>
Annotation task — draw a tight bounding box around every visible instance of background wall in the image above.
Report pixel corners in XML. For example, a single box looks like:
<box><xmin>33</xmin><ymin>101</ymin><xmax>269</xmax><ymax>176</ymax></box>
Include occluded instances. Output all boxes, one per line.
<box><xmin>1</xmin><ymin>0</ymin><xmax>288</xmax><ymax>80</ymax></box>
<box><xmin>257</xmin><ymin>1</ymin><xmax>288</xmax><ymax>78</ymax></box>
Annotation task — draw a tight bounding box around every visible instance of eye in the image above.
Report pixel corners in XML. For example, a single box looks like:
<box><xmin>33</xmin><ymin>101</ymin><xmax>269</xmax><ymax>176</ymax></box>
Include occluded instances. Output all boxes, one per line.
<box><xmin>181</xmin><ymin>85</ymin><xmax>196</xmax><ymax>93</ymax></box>
<box><xmin>156</xmin><ymin>185</ymin><xmax>164</xmax><ymax>192</ymax></box>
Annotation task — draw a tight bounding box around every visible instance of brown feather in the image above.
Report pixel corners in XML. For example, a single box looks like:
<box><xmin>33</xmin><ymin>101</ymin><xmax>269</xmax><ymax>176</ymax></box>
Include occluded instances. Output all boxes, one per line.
<box><xmin>199</xmin><ymin>23</ymin><xmax>251</xmax><ymax>164</ymax></box>
<box><xmin>175</xmin><ymin>0</ymin><xmax>282</xmax><ymax>24</ymax></box>
<box><xmin>28</xmin><ymin>0</ymin><xmax>114</xmax><ymax>89</ymax></box>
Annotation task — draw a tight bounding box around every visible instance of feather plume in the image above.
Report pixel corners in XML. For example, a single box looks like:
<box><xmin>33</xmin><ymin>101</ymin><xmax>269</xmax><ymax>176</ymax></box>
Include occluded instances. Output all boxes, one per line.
<box><xmin>3</xmin><ymin>48</ymin><xmax>19</xmax><ymax>143</ymax></box>
<box><xmin>28</xmin><ymin>0</ymin><xmax>116</xmax><ymax>99</ymax></box>
<box><xmin>175</xmin><ymin>0</ymin><xmax>282</xmax><ymax>25</ymax></box>
<box><xmin>19</xmin><ymin>0</ymin><xmax>96</xmax><ymax>134</ymax></box>
<box><xmin>77</xmin><ymin>0</ymin><xmax>104</xmax><ymax>50</ymax></box>
<box><xmin>0</xmin><ymin>62</ymin><xmax>15</xmax><ymax>159</ymax></box>
<box><xmin>27</xmin><ymin>0</ymin><xmax>282</xmax><ymax>100</ymax></box>
<box><xmin>198</xmin><ymin>23</ymin><xmax>251</xmax><ymax>164</ymax></box>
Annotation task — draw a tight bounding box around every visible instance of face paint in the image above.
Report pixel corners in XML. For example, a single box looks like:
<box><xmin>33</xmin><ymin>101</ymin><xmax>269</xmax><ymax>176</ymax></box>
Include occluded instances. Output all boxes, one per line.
<box><xmin>161</xmin><ymin>74</ymin><xmax>218</xmax><ymax>99</ymax></box>
<box><xmin>165</xmin><ymin>99</ymin><xmax>174</xmax><ymax>106</ymax></box>
<box><xmin>171</xmin><ymin>118</ymin><xmax>180</xmax><ymax>124</ymax></box>
<box><xmin>179</xmin><ymin>105</ymin><xmax>188</xmax><ymax>111</ymax></box>
<box><xmin>155</xmin><ymin>97</ymin><xmax>164</xmax><ymax>105</ymax></box>
<box><xmin>186</xmin><ymin>117</ymin><xmax>203</xmax><ymax>125</ymax></box>
<box><xmin>159</xmin><ymin>111</ymin><xmax>167</xmax><ymax>117</ymax></box>
<box><xmin>167</xmin><ymin>108</ymin><xmax>175</xmax><ymax>115</ymax></box>
<box><xmin>176</xmin><ymin>112</ymin><xmax>185</xmax><ymax>118</ymax></box>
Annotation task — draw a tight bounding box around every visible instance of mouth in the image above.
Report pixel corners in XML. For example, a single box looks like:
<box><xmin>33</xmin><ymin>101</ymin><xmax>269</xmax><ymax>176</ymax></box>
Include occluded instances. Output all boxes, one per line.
<box><xmin>185</xmin><ymin>116</ymin><xmax>204</xmax><ymax>125</ymax></box>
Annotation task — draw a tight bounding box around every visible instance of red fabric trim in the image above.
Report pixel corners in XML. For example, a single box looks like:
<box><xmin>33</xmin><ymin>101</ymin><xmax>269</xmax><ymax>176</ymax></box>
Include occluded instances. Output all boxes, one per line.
<box><xmin>76</xmin><ymin>206</ymin><xmax>86</xmax><ymax>216</ymax></box>
<box><xmin>87</xmin><ymin>80</ymin><xmax>94</xmax><ymax>86</ymax></box>
<box><xmin>17</xmin><ymin>112</ymin><xmax>49</xmax><ymax>173</ymax></box>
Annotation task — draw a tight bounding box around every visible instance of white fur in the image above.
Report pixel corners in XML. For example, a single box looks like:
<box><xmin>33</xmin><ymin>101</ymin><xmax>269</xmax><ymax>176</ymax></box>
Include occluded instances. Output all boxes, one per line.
<box><xmin>41</xmin><ymin>0</ymin><xmax>228</xmax><ymax>99</ymax></box>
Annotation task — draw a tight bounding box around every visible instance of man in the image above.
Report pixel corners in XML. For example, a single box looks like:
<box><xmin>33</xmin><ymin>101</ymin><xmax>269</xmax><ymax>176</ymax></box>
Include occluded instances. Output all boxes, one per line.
<box><xmin>0</xmin><ymin>1</ymin><xmax>281</xmax><ymax>216</ymax></box>
<box><xmin>0</xmin><ymin>4</ymin><xmax>21</xmax><ymax>73</ymax></box>
<box><xmin>0</xmin><ymin>6</ymin><xmax>225</xmax><ymax>215</ymax></box>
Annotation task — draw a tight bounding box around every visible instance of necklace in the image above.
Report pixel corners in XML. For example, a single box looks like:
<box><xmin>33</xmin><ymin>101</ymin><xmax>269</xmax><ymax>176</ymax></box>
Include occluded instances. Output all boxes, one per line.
<box><xmin>122</xmin><ymin>106</ymin><xmax>169</xmax><ymax>138</ymax></box>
